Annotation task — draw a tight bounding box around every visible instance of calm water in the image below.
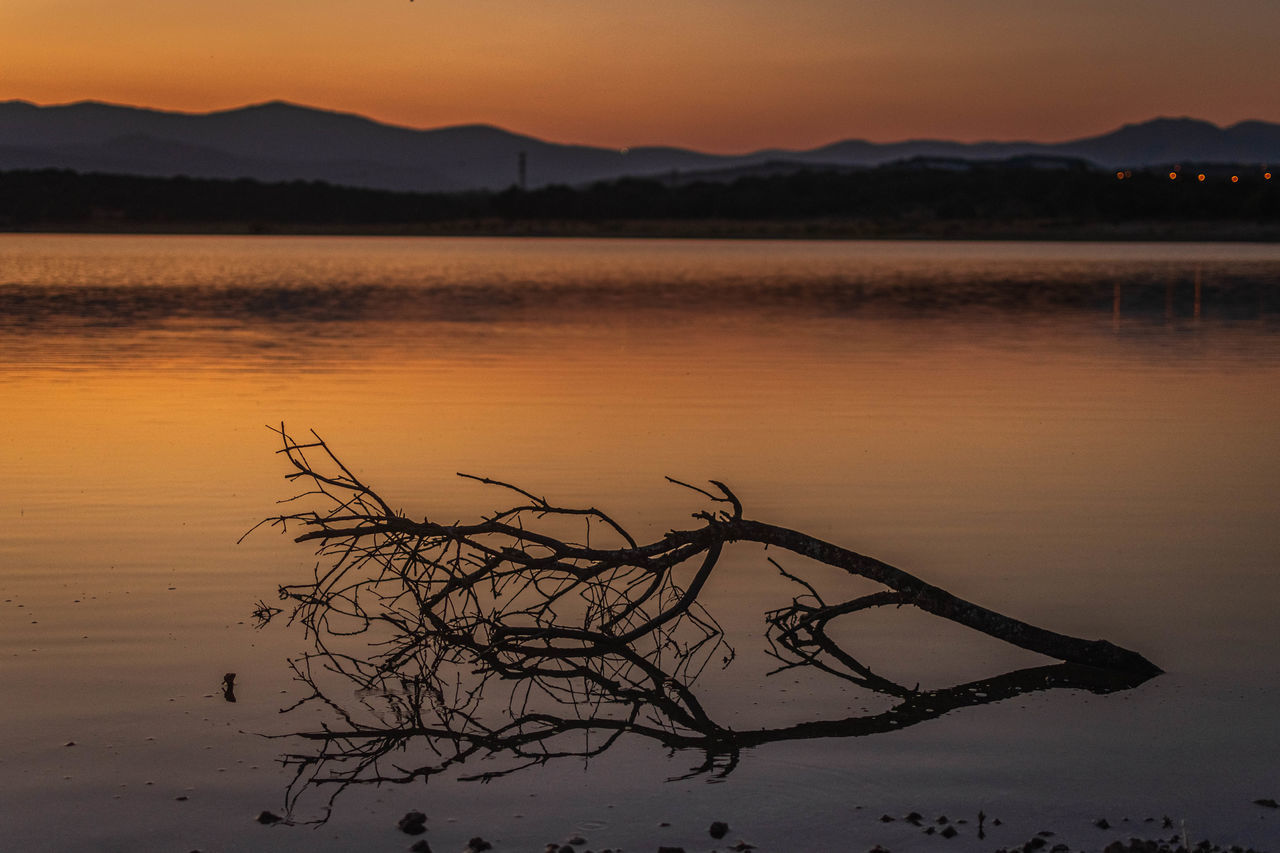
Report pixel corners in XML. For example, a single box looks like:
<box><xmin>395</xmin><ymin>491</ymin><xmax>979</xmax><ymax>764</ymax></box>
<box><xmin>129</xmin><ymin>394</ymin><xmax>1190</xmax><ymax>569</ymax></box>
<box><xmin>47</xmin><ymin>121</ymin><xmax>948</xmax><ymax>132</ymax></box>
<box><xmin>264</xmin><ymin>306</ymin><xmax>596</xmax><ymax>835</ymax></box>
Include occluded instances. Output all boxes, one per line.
<box><xmin>1</xmin><ymin>235</ymin><xmax>1279</xmax><ymax>852</ymax></box>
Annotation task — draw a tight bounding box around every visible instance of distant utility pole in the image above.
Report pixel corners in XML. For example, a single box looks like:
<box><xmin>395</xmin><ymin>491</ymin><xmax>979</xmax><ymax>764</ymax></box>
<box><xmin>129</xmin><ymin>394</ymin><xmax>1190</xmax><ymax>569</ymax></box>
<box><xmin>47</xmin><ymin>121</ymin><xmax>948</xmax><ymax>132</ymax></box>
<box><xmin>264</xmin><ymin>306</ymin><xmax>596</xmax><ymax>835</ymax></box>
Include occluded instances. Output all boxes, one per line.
<box><xmin>517</xmin><ymin>151</ymin><xmax>527</xmax><ymax>190</ymax></box>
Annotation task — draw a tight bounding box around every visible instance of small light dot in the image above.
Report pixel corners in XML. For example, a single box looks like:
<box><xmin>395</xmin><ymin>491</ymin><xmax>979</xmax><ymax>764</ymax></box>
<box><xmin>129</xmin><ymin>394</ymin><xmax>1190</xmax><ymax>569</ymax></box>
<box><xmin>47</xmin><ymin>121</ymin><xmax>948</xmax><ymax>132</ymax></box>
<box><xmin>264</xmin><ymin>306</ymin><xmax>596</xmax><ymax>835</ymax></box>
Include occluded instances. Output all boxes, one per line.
<box><xmin>1198</xmin><ymin>174</ymin><xmax>1206</xmax><ymax>182</ymax></box>
<box><xmin>1231</xmin><ymin>175</ymin><xmax>1239</xmax><ymax>183</ymax></box>
<box><xmin>1266</xmin><ymin>172</ymin><xmax>1273</xmax><ymax>180</ymax></box>
<box><xmin>1169</xmin><ymin>172</ymin><xmax>1178</xmax><ymax>180</ymax></box>
<box><xmin>1116</xmin><ymin>171</ymin><xmax>1125</xmax><ymax>180</ymax></box>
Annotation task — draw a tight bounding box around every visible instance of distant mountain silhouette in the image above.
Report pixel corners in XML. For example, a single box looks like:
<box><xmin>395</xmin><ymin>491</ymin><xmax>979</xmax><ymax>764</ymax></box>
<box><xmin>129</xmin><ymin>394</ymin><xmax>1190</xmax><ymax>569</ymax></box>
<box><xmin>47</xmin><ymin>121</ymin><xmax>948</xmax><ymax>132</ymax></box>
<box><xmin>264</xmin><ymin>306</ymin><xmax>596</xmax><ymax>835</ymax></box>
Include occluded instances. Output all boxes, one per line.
<box><xmin>1</xmin><ymin>100</ymin><xmax>1277</xmax><ymax>192</ymax></box>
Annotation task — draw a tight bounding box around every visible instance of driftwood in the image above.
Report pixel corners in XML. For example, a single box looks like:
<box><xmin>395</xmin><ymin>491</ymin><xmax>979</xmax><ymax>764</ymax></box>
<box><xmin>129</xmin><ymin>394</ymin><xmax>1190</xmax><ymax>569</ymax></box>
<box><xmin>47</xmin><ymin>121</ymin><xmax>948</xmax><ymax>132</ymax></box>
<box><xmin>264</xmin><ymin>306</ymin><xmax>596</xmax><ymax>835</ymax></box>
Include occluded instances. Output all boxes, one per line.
<box><xmin>251</xmin><ymin>426</ymin><xmax>1159</xmax><ymax>819</ymax></box>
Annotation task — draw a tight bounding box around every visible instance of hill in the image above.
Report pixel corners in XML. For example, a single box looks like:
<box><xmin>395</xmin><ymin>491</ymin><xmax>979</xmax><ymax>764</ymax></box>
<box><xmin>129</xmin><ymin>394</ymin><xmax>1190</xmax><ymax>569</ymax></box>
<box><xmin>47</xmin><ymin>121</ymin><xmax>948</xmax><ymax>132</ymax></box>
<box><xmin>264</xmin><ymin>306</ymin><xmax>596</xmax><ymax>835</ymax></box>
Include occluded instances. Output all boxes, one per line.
<box><xmin>1</xmin><ymin>100</ymin><xmax>1278</xmax><ymax>192</ymax></box>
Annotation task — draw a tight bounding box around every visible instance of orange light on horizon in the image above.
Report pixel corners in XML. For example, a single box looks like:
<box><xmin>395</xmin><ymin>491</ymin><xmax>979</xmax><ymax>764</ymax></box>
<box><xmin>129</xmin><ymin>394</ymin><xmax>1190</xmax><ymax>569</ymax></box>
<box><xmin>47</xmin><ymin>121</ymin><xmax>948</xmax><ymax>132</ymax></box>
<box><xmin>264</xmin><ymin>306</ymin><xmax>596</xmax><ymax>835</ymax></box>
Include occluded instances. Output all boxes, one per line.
<box><xmin>1231</xmin><ymin>175</ymin><xmax>1239</xmax><ymax>183</ymax></box>
<box><xmin>1116</xmin><ymin>171</ymin><xmax>1125</xmax><ymax>180</ymax></box>
<box><xmin>1266</xmin><ymin>172</ymin><xmax>1273</xmax><ymax>180</ymax></box>
<box><xmin>1168</xmin><ymin>171</ymin><xmax>1177</xmax><ymax>180</ymax></box>
<box><xmin>1198</xmin><ymin>173</ymin><xmax>1207</xmax><ymax>182</ymax></box>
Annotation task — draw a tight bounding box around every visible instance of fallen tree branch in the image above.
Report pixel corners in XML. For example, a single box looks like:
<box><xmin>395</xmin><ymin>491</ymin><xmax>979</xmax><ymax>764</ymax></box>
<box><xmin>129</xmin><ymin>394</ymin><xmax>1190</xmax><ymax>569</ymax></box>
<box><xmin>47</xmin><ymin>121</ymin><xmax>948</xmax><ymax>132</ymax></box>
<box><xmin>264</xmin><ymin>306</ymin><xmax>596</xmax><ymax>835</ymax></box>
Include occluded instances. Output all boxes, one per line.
<box><xmin>251</xmin><ymin>425</ymin><xmax>1159</xmax><ymax>819</ymax></box>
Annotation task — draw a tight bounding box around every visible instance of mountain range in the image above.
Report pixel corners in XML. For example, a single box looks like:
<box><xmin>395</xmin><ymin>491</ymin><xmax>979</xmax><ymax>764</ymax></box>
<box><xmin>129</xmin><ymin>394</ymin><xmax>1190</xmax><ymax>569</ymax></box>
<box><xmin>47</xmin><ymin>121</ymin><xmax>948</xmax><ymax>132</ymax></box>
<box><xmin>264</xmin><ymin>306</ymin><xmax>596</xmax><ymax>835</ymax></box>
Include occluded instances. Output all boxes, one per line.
<box><xmin>2</xmin><ymin>100</ymin><xmax>1278</xmax><ymax>193</ymax></box>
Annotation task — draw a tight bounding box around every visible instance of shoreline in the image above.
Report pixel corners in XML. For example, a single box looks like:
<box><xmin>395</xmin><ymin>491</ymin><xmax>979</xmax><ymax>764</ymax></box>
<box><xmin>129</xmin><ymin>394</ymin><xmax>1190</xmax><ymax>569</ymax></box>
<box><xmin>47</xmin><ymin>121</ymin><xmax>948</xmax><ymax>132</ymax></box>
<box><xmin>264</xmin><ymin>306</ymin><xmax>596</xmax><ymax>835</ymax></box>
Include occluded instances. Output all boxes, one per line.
<box><xmin>5</xmin><ymin>219</ymin><xmax>1280</xmax><ymax>242</ymax></box>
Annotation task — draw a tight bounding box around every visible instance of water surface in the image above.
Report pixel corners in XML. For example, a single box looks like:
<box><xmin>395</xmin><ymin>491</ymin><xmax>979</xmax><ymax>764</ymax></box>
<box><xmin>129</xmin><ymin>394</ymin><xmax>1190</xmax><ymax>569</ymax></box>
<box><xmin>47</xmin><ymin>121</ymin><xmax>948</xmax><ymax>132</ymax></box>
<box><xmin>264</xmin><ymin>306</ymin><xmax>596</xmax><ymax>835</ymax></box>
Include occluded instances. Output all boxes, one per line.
<box><xmin>2</xmin><ymin>235</ymin><xmax>1278</xmax><ymax>852</ymax></box>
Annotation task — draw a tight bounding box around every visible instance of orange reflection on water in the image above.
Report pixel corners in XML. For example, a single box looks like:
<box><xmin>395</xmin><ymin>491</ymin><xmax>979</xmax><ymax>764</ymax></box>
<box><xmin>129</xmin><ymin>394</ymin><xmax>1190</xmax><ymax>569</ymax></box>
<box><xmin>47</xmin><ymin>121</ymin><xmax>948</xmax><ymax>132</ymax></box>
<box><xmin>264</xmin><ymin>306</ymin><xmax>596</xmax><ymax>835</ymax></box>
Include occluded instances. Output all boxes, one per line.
<box><xmin>3</xmin><ymin>237</ymin><xmax>1280</xmax><ymax>852</ymax></box>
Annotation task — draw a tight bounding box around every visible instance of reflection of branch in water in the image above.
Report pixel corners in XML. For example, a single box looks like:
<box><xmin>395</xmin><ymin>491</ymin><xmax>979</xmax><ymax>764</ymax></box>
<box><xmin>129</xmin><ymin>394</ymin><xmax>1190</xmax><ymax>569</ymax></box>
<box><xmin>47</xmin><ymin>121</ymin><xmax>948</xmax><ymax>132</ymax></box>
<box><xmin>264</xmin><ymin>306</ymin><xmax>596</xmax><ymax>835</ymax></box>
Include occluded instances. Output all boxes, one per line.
<box><xmin>277</xmin><ymin>662</ymin><xmax>1149</xmax><ymax>808</ymax></box>
<box><xmin>250</xmin><ymin>426</ymin><xmax>1159</xmax><ymax>820</ymax></box>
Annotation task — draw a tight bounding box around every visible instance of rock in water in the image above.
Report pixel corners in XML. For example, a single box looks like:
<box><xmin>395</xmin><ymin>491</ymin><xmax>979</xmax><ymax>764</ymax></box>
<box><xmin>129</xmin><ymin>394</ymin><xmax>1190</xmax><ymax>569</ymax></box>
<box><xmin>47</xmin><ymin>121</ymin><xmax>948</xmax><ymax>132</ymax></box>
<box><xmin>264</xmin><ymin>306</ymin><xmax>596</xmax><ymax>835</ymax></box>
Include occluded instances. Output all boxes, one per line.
<box><xmin>398</xmin><ymin>811</ymin><xmax>428</xmax><ymax>834</ymax></box>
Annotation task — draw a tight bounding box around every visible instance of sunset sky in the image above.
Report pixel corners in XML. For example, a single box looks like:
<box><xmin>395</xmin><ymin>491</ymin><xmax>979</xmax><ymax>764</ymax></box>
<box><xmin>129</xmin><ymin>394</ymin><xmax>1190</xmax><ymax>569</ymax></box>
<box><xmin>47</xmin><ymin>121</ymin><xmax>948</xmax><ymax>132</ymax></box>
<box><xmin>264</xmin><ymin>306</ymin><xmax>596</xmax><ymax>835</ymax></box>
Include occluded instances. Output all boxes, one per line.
<box><xmin>3</xmin><ymin>0</ymin><xmax>1278</xmax><ymax>153</ymax></box>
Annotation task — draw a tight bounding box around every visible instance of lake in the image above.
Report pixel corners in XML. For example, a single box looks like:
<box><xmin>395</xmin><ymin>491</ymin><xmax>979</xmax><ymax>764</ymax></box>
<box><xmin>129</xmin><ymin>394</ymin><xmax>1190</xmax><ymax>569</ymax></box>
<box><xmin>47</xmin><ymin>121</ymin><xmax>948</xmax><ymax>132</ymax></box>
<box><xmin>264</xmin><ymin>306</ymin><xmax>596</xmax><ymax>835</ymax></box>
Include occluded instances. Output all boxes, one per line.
<box><xmin>1</xmin><ymin>235</ymin><xmax>1278</xmax><ymax>853</ymax></box>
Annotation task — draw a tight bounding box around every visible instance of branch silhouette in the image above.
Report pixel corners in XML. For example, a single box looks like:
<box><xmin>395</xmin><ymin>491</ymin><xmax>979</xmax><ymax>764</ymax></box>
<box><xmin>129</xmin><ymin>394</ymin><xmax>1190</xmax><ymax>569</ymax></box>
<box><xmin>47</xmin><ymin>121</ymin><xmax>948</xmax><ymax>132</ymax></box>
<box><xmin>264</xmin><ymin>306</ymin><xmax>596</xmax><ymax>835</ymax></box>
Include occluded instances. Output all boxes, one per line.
<box><xmin>251</xmin><ymin>426</ymin><xmax>1159</xmax><ymax>821</ymax></box>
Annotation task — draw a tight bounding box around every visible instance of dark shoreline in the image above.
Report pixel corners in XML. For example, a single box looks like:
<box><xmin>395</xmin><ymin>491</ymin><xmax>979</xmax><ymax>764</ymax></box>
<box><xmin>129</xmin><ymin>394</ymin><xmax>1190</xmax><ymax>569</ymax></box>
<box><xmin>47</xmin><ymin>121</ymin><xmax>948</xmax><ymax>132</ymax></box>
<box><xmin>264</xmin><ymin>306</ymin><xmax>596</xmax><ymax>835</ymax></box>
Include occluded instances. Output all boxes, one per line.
<box><xmin>5</xmin><ymin>163</ymin><xmax>1279</xmax><ymax>242</ymax></box>
<box><xmin>6</xmin><ymin>219</ymin><xmax>1280</xmax><ymax>242</ymax></box>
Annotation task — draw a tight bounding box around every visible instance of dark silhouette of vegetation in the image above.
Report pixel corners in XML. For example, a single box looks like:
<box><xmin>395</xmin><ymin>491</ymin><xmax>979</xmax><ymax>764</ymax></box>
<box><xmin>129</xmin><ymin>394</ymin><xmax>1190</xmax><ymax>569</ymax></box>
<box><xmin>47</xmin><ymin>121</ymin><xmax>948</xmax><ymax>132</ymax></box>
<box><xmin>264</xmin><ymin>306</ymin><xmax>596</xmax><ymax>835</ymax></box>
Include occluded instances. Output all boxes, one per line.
<box><xmin>491</xmin><ymin>161</ymin><xmax>1280</xmax><ymax>224</ymax></box>
<box><xmin>3</xmin><ymin>160</ymin><xmax>1277</xmax><ymax>234</ymax></box>
<box><xmin>0</xmin><ymin>168</ymin><xmax>483</xmax><ymax>228</ymax></box>
<box><xmin>251</xmin><ymin>427</ymin><xmax>1159</xmax><ymax>821</ymax></box>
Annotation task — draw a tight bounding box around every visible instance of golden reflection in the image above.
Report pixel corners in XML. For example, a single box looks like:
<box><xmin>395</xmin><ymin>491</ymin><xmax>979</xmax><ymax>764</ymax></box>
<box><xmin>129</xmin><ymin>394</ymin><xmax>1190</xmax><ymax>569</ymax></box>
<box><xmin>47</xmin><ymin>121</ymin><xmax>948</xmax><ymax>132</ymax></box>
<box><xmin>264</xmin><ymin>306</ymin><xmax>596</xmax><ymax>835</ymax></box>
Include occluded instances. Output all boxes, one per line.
<box><xmin>3</xmin><ymin>238</ymin><xmax>1280</xmax><ymax>853</ymax></box>
<box><xmin>5</xmin><ymin>304</ymin><xmax>1277</xmax><ymax>605</ymax></box>
<box><xmin>3</xmin><ymin>239</ymin><xmax>1280</xmax><ymax>627</ymax></box>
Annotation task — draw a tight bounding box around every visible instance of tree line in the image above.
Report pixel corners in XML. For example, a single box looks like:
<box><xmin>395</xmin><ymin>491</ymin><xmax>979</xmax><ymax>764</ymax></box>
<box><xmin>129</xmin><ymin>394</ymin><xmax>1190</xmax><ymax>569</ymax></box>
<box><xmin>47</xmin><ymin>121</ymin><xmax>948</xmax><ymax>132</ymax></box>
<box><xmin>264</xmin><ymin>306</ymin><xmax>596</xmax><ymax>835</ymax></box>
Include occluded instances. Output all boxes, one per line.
<box><xmin>2</xmin><ymin>161</ymin><xmax>1277</xmax><ymax>231</ymax></box>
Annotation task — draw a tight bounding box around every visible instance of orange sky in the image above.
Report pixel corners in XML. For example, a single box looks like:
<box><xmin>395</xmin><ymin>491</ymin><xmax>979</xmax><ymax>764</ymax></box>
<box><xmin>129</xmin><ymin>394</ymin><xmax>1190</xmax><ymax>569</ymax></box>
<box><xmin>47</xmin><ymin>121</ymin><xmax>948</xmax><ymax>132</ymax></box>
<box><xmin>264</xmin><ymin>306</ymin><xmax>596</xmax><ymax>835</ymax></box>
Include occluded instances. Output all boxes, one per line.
<box><xmin>3</xmin><ymin>0</ymin><xmax>1278</xmax><ymax>153</ymax></box>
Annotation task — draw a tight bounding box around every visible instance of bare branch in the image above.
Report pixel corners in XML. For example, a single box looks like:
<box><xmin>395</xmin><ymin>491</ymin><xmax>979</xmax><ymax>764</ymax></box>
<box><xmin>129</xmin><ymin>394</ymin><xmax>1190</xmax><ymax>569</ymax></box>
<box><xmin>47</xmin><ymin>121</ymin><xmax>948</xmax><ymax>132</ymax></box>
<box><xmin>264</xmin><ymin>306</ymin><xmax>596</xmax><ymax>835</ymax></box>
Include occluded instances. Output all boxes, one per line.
<box><xmin>250</xmin><ymin>427</ymin><xmax>1159</xmax><ymax>821</ymax></box>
